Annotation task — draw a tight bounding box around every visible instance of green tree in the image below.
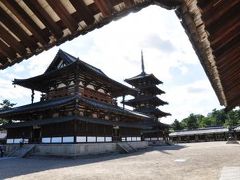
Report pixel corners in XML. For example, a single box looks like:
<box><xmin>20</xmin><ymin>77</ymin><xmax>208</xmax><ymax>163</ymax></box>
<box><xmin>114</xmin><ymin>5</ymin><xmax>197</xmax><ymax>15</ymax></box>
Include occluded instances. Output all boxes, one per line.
<box><xmin>0</xmin><ymin>99</ymin><xmax>16</xmax><ymax>110</ymax></box>
<box><xmin>182</xmin><ymin>114</ymin><xmax>199</xmax><ymax>130</ymax></box>
<box><xmin>198</xmin><ymin>116</ymin><xmax>212</xmax><ymax>128</ymax></box>
<box><xmin>224</xmin><ymin>110</ymin><xmax>239</xmax><ymax>127</ymax></box>
<box><xmin>0</xmin><ymin>99</ymin><xmax>16</xmax><ymax>125</ymax></box>
<box><xmin>171</xmin><ymin>119</ymin><xmax>183</xmax><ymax>131</ymax></box>
<box><xmin>211</xmin><ymin>108</ymin><xmax>227</xmax><ymax>126</ymax></box>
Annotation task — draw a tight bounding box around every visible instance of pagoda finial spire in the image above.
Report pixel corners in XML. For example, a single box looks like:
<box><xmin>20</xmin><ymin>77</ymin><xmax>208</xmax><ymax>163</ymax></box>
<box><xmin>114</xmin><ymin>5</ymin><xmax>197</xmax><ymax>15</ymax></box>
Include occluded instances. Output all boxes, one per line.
<box><xmin>141</xmin><ymin>50</ymin><xmax>145</xmax><ymax>74</ymax></box>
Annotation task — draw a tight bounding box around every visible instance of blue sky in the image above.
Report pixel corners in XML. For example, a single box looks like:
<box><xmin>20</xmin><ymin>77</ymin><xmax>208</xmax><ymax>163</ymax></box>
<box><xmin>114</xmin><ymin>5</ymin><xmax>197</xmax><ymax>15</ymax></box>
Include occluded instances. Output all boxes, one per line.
<box><xmin>0</xmin><ymin>5</ymin><xmax>222</xmax><ymax>124</ymax></box>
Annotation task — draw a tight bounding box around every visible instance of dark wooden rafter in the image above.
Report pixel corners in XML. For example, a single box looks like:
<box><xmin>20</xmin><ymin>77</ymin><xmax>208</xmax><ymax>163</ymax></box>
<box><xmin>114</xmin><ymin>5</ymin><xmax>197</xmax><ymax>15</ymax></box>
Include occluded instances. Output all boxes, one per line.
<box><xmin>23</xmin><ymin>0</ymin><xmax>63</xmax><ymax>39</ymax></box>
<box><xmin>218</xmin><ymin>53</ymin><xmax>240</xmax><ymax>75</ymax></box>
<box><xmin>216</xmin><ymin>47</ymin><xmax>240</xmax><ymax>68</ymax></box>
<box><xmin>94</xmin><ymin>0</ymin><xmax>113</xmax><ymax>17</ymax></box>
<box><xmin>204</xmin><ymin>2</ymin><xmax>240</xmax><ymax>35</ymax></box>
<box><xmin>0</xmin><ymin>7</ymin><xmax>37</xmax><ymax>51</ymax></box>
<box><xmin>210</xmin><ymin>16</ymin><xmax>240</xmax><ymax>50</ymax></box>
<box><xmin>0</xmin><ymin>24</ymin><xmax>26</xmax><ymax>56</ymax></box>
<box><xmin>0</xmin><ymin>0</ymin><xmax>182</xmax><ymax>69</ymax></box>
<box><xmin>0</xmin><ymin>52</ymin><xmax>8</xmax><ymax>65</ymax></box>
<box><xmin>69</xmin><ymin>0</ymin><xmax>95</xmax><ymax>25</ymax></box>
<box><xmin>197</xmin><ymin>0</ymin><xmax>213</xmax><ymax>10</ymax></box>
<box><xmin>1</xmin><ymin>0</ymin><xmax>49</xmax><ymax>45</ymax></box>
<box><xmin>214</xmin><ymin>34</ymin><xmax>240</xmax><ymax>59</ymax></box>
<box><xmin>123</xmin><ymin>0</ymin><xmax>135</xmax><ymax>7</ymax></box>
<box><xmin>46</xmin><ymin>0</ymin><xmax>78</xmax><ymax>33</ymax></box>
<box><xmin>221</xmin><ymin>73</ymin><xmax>240</xmax><ymax>92</ymax></box>
<box><xmin>201</xmin><ymin>0</ymin><xmax>239</xmax><ymax>27</ymax></box>
<box><xmin>0</xmin><ymin>39</ymin><xmax>16</xmax><ymax>59</ymax></box>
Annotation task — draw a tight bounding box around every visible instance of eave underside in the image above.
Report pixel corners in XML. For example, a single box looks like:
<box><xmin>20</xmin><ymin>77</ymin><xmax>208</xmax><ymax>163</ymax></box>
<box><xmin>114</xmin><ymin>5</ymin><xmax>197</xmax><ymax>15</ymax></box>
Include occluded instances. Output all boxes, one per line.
<box><xmin>0</xmin><ymin>0</ymin><xmax>181</xmax><ymax>69</ymax></box>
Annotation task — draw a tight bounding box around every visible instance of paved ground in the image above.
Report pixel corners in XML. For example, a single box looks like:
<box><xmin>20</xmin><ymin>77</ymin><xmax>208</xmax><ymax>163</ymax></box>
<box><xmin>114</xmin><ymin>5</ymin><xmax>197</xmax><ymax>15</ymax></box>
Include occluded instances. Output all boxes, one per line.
<box><xmin>0</xmin><ymin>141</ymin><xmax>240</xmax><ymax>180</ymax></box>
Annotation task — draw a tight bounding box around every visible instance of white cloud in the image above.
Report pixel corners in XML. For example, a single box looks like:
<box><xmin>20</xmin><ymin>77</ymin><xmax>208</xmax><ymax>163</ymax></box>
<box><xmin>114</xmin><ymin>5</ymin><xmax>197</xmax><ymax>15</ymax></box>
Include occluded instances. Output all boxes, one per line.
<box><xmin>160</xmin><ymin>79</ymin><xmax>222</xmax><ymax>124</ymax></box>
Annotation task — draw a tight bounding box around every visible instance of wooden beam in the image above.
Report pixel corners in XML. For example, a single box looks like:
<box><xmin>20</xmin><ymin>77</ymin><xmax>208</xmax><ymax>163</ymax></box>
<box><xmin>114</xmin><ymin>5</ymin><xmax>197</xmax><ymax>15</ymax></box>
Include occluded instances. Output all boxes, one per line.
<box><xmin>123</xmin><ymin>0</ymin><xmax>135</xmax><ymax>7</ymax></box>
<box><xmin>210</xmin><ymin>17</ymin><xmax>240</xmax><ymax>50</ymax></box>
<box><xmin>0</xmin><ymin>40</ymin><xmax>16</xmax><ymax>59</ymax></box>
<box><xmin>223</xmin><ymin>75</ymin><xmax>240</xmax><ymax>93</ymax></box>
<box><xmin>205</xmin><ymin>2</ymin><xmax>240</xmax><ymax>34</ymax></box>
<box><xmin>224</xmin><ymin>85</ymin><xmax>240</xmax><ymax>101</ymax></box>
<box><xmin>94</xmin><ymin>0</ymin><xmax>112</xmax><ymax>17</ymax></box>
<box><xmin>0</xmin><ymin>24</ymin><xmax>26</xmax><ymax>56</ymax></box>
<box><xmin>46</xmin><ymin>0</ymin><xmax>78</xmax><ymax>33</ymax></box>
<box><xmin>202</xmin><ymin>0</ymin><xmax>239</xmax><ymax>27</ymax></box>
<box><xmin>69</xmin><ymin>0</ymin><xmax>95</xmax><ymax>25</ymax></box>
<box><xmin>23</xmin><ymin>0</ymin><xmax>63</xmax><ymax>39</ymax></box>
<box><xmin>226</xmin><ymin>94</ymin><xmax>240</xmax><ymax>111</ymax></box>
<box><xmin>218</xmin><ymin>52</ymin><xmax>240</xmax><ymax>72</ymax></box>
<box><xmin>0</xmin><ymin>52</ymin><xmax>8</xmax><ymax>65</ymax></box>
<box><xmin>226</xmin><ymin>87</ymin><xmax>240</xmax><ymax>103</ymax></box>
<box><xmin>216</xmin><ymin>46</ymin><xmax>239</xmax><ymax>66</ymax></box>
<box><xmin>1</xmin><ymin>0</ymin><xmax>49</xmax><ymax>45</ymax></box>
<box><xmin>214</xmin><ymin>33</ymin><xmax>240</xmax><ymax>59</ymax></box>
<box><xmin>220</xmin><ymin>63</ymin><xmax>240</xmax><ymax>86</ymax></box>
<box><xmin>198</xmin><ymin>0</ymin><xmax>224</xmax><ymax>13</ymax></box>
<box><xmin>213</xmin><ymin>31</ymin><xmax>240</xmax><ymax>60</ymax></box>
<box><xmin>0</xmin><ymin>7</ymin><xmax>37</xmax><ymax>51</ymax></box>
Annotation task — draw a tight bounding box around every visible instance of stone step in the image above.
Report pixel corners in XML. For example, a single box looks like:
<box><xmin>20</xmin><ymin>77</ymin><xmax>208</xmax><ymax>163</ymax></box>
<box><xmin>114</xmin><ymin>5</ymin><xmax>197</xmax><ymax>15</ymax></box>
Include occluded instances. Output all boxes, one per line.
<box><xmin>8</xmin><ymin>145</ymin><xmax>35</xmax><ymax>158</ymax></box>
<box><xmin>117</xmin><ymin>143</ymin><xmax>137</xmax><ymax>153</ymax></box>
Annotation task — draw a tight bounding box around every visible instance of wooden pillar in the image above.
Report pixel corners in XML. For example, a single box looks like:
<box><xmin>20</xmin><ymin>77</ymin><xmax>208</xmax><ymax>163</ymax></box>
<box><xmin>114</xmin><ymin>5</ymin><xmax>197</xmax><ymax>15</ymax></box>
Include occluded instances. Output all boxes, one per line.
<box><xmin>195</xmin><ymin>135</ymin><xmax>198</xmax><ymax>142</ymax></box>
<box><xmin>31</xmin><ymin>89</ymin><xmax>35</xmax><ymax>104</ymax></box>
<box><xmin>74</xmin><ymin>73</ymin><xmax>80</xmax><ymax>95</ymax></box>
<box><xmin>73</xmin><ymin>120</ymin><xmax>77</xmax><ymax>143</ymax></box>
<box><xmin>86</xmin><ymin>122</ymin><xmax>88</xmax><ymax>142</ymax></box>
<box><xmin>122</xmin><ymin>95</ymin><xmax>125</xmax><ymax>109</ymax></box>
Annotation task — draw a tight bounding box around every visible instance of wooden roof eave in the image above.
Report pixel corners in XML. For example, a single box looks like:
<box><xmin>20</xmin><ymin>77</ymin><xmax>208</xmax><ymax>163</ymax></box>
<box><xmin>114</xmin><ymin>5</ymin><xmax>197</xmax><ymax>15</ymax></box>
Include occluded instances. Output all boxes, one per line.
<box><xmin>13</xmin><ymin>61</ymin><xmax>78</xmax><ymax>92</ymax></box>
<box><xmin>125</xmin><ymin>73</ymin><xmax>163</xmax><ymax>85</ymax></box>
<box><xmin>13</xmin><ymin>59</ymin><xmax>135</xmax><ymax>95</ymax></box>
<box><xmin>176</xmin><ymin>0</ymin><xmax>227</xmax><ymax>107</ymax></box>
<box><xmin>0</xmin><ymin>0</ymin><xmax>181</xmax><ymax>69</ymax></box>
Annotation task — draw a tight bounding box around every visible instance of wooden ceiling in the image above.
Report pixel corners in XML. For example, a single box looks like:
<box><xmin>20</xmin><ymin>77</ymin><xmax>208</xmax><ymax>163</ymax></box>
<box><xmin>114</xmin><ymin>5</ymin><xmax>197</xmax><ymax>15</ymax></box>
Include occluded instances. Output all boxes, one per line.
<box><xmin>0</xmin><ymin>0</ymin><xmax>239</xmax><ymax>110</ymax></box>
<box><xmin>0</xmin><ymin>0</ymin><xmax>180</xmax><ymax>69</ymax></box>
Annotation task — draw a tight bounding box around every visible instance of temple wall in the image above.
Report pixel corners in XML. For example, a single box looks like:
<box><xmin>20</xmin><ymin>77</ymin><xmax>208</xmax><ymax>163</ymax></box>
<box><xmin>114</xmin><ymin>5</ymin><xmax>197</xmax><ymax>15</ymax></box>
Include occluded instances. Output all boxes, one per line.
<box><xmin>170</xmin><ymin>133</ymin><xmax>229</xmax><ymax>143</ymax></box>
<box><xmin>6</xmin><ymin>121</ymin><xmax>144</xmax><ymax>144</ymax></box>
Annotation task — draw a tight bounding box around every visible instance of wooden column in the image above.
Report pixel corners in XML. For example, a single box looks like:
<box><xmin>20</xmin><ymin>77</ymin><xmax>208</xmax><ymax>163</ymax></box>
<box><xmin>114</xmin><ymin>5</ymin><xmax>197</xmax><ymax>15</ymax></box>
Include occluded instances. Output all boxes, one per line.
<box><xmin>31</xmin><ymin>89</ymin><xmax>35</xmax><ymax>104</ymax></box>
<box><xmin>74</xmin><ymin>120</ymin><xmax>77</xmax><ymax>143</ymax></box>
<box><xmin>122</xmin><ymin>95</ymin><xmax>125</xmax><ymax>109</ymax></box>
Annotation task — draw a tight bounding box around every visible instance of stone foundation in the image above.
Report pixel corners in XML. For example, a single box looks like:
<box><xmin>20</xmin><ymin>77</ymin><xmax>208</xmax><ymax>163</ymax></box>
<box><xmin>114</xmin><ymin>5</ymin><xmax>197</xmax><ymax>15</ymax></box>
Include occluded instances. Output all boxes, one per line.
<box><xmin>5</xmin><ymin>141</ymin><xmax>148</xmax><ymax>157</ymax></box>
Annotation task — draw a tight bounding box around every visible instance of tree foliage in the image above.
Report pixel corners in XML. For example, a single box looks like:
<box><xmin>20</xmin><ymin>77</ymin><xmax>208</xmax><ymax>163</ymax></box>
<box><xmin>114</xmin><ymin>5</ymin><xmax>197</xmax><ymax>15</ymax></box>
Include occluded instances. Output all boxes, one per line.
<box><xmin>171</xmin><ymin>108</ymin><xmax>240</xmax><ymax>131</ymax></box>
<box><xmin>172</xmin><ymin>119</ymin><xmax>183</xmax><ymax>131</ymax></box>
<box><xmin>0</xmin><ymin>99</ymin><xmax>16</xmax><ymax>110</ymax></box>
<box><xmin>0</xmin><ymin>99</ymin><xmax>16</xmax><ymax>125</ymax></box>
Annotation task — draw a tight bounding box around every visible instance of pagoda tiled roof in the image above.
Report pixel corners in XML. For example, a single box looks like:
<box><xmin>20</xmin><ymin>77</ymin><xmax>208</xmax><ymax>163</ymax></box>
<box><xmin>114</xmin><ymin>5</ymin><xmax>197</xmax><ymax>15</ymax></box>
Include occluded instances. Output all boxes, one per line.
<box><xmin>124</xmin><ymin>96</ymin><xmax>168</xmax><ymax>106</ymax></box>
<box><xmin>0</xmin><ymin>95</ymin><xmax>150</xmax><ymax>120</ymax></box>
<box><xmin>134</xmin><ymin>85</ymin><xmax>165</xmax><ymax>95</ymax></box>
<box><xmin>135</xmin><ymin>108</ymin><xmax>171</xmax><ymax>117</ymax></box>
<box><xmin>2</xmin><ymin>115</ymin><xmax>152</xmax><ymax>130</ymax></box>
<box><xmin>125</xmin><ymin>72</ymin><xmax>163</xmax><ymax>86</ymax></box>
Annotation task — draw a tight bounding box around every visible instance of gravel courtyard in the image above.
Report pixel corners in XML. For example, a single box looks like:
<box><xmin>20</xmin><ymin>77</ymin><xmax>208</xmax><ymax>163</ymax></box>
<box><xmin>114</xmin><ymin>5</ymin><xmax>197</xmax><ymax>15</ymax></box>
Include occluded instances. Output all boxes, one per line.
<box><xmin>0</xmin><ymin>141</ymin><xmax>240</xmax><ymax>180</ymax></box>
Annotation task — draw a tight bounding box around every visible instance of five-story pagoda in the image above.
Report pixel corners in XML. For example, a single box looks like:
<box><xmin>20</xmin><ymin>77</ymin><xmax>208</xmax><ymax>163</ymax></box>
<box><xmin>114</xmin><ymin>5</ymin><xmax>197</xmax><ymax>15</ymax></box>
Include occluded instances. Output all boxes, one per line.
<box><xmin>123</xmin><ymin>51</ymin><xmax>171</xmax><ymax>141</ymax></box>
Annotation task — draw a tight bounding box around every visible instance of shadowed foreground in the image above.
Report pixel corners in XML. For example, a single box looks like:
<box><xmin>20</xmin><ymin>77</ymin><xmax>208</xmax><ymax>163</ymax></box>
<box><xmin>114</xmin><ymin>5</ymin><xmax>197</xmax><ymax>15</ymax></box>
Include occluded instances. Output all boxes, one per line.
<box><xmin>0</xmin><ymin>142</ymin><xmax>240</xmax><ymax>180</ymax></box>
